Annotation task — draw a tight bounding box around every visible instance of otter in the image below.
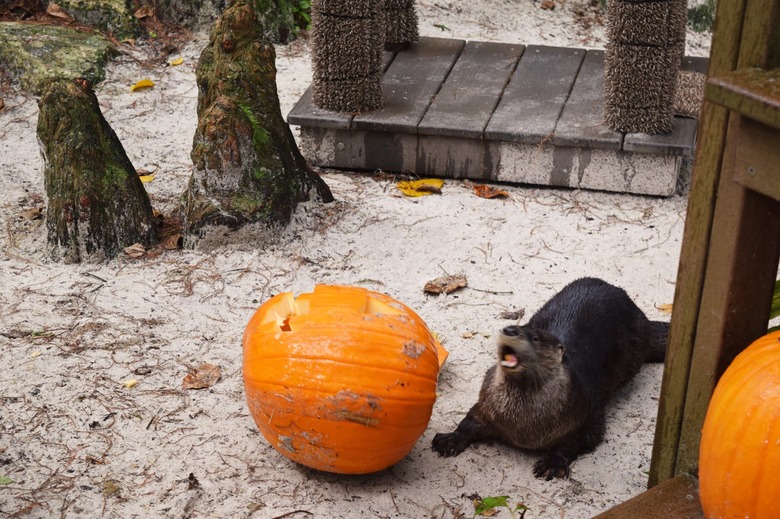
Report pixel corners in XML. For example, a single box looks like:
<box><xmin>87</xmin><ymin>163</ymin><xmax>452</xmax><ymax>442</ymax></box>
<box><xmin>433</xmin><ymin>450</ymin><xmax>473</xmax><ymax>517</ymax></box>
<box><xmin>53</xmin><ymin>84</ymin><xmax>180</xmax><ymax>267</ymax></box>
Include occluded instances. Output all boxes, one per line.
<box><xmin>432</xmin><ymin>277</ymin><xmax>668</xmax><ymax>479</ymax></box>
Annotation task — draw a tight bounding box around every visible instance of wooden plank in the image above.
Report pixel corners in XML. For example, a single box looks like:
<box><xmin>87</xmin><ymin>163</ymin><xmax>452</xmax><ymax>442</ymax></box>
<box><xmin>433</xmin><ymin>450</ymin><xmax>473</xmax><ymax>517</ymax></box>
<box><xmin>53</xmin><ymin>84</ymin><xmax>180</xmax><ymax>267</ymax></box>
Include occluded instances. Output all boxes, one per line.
<box><xmin>485</xmin><ymin>45</ymin><xmax>585</xmax><ymax>144</ymax></box>
<box><xmin>417</xmin><ymin>41</ymin><xmax>523</xmax><ymax>139</ymax></box>
<box><xmin>706</xmin><ymin>68</ymin><xmax>780</xmax><ymax>130</ymax></box>
<box><xmin>594</xmin><ymin>474</ymin><xmax>703</xmax><ymax>519</ymax></box>
<box><xmin>287</xmin><ymin>87</ymin><xmax>353</xmax><ymax>129</ymax></box>
<box><xmin>553</xmin><ymin>49</ymin><xmax>623</xmax><ymax>150</ymax></box>
<box><xmin>733</xmin><ymin>116</ymin><xmax>780</xmax><ymax>201</ymax></box>
<box><xmin>623</xmin><ymin>118</ymin><xmax>698</xmax><ymax>156</ymax></box>
<box><xmin>287</xmin><ymin>51</ymin><xmax>398</xmax><ymax>129</ymax></box>
<box><xmin>737</xmin><ymin>0</ymin><xmax>780</xmax><ymax>68</ymax></box>
<box><xmin>648</xmin><ymin>0</ymin><xmax>751</xmax><ymax>486</ymax></box>
<box><xmin>681</xmin><ymin>56</ymin><xmax>710</xmax><ymax>74</ymax></box>
<box><xmin>353</xmin><ymin>37</ymin><xmax>465</xmax><ymax>133</ymax></box>
<box><xmin>675</xmin><ymin>115</ymin><xmax>780</xmax><ymax>476</ymax></box>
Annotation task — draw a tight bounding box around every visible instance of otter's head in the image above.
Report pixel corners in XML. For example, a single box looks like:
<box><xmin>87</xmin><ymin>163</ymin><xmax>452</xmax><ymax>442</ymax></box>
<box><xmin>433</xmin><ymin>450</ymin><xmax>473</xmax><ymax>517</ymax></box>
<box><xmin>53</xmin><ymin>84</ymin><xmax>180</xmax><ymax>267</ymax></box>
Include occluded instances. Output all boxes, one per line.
<box><xmin>497</xmin><ymin>325</ymin><xmax>564</xmax><ymax>386</ymax></box>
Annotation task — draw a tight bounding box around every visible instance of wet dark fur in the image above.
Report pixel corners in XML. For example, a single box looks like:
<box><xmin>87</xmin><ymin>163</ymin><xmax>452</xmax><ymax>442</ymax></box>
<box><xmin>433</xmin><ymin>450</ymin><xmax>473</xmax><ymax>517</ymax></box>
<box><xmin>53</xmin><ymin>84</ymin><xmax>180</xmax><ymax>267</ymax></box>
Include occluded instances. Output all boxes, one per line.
<box><xmin>432</xmin><ymin>277</ymin><xmax>668</xmax><ymax>479</ymax></box>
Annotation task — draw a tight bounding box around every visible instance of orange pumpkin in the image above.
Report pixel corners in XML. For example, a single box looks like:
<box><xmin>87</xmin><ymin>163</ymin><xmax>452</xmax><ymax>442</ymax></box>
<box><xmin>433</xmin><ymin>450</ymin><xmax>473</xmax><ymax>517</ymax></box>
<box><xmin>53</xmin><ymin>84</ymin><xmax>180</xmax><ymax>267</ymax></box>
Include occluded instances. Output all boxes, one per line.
<box><xmin>242</xmin><ymin>284</ymin><xmax>448</xmax><ymax>474</ymax></box>
<box><xmin>699</xmin><ymin>330</ymin><xmax>780</xmax><ymax>518</ymax></box>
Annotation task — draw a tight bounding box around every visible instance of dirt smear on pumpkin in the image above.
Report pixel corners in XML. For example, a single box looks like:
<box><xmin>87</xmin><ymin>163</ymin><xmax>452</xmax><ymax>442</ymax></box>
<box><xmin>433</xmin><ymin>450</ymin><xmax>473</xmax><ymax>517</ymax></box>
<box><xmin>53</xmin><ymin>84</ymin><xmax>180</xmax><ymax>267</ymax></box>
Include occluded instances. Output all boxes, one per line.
<box><xmin>0</xmin><ymin>1</ymin><xmax>711</xmax><ymax>517</ymax></box>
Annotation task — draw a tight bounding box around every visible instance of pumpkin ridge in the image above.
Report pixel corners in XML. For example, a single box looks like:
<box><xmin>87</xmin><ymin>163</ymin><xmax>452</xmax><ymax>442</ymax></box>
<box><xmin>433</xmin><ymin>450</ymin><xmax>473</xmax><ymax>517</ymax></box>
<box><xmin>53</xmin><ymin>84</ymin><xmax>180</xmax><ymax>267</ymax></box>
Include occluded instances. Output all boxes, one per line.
<box><xmin>242</xmin><ymin>355</ymin><xmax>442</xmax><ymax>380</ymax></box>
<box><xmin>243</xmin><ymin>378</ymin><xmax>438</xmax><ymax>403</ymax></box>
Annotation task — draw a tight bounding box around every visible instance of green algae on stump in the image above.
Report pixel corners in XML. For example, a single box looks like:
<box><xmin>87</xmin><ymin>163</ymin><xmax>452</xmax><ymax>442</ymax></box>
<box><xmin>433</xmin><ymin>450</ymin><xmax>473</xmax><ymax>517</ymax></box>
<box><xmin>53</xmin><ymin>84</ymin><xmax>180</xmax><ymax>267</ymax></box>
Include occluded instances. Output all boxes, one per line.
<box><xmin>183</xmin><ymin>0</ymin><xmax>332</xmax><ymax>238</ymax></box>
<box><xmin>38</xmin><ymin>78</ymin><xmax>158</xmax><ymax>263</ymax></box>
<box><xmin>57</xmin><ymin>0</ymin><xmax>140</xmax><ymax>40</ymax></box>
<box><xmin>0</xmin><ymin>22</ymin><xmax>117</xmax><ymax>95</ymax></box>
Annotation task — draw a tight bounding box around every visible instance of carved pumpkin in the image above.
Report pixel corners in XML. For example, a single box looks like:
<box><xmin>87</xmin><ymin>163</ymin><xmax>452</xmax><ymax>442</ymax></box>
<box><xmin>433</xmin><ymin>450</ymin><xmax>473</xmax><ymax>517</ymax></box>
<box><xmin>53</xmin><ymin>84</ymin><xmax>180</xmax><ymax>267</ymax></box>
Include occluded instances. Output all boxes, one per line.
<box><xmin>242</xmin><ymin>284</ymin><xmax>448</xmax><ymax>474</ymax></box>
<box><xmin>699</xmin><ymin>330</ymin><xmax>780</xmax><ymax>518</ymax></box>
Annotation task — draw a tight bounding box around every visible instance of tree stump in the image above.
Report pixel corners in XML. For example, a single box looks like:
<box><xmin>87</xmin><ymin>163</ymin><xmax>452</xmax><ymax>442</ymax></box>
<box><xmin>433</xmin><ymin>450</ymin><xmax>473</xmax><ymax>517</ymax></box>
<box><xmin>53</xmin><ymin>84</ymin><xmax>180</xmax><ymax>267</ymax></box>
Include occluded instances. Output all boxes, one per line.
<box><xmin>37</xmin><ymin>78</ymin><xmax>157</xmax><ymax>263</ymax></box>
<box><xmin>183</xmin><ymin>0</ymin><xmax>332</xmax><ymax>237</ymax></box>
<box><xmin>311</xmin><ymin>0</ymin><xmax>384</xmax><ymax>112</ymax></box>
<box><xmin>603</xmin><ymin>0</ymin><xmax>687</xmax><ymax>134</ymax></box>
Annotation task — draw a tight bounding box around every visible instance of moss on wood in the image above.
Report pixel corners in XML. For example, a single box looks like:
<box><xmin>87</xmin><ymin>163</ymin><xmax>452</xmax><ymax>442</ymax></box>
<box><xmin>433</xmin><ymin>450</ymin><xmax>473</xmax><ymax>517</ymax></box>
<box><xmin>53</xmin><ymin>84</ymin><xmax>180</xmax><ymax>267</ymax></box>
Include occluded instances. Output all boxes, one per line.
<box><xmin>37</xmin><ymin>78</ymin><xmax>157</xmax><ymax>263</ymax></box>
<box><xmin>57</xmin><ymin>0</ymin><xmax>140</xmax><ymax>39</ymax></box>
<box><xmin>182</xmin><ymin>0</ymin><xmax>332</xmax><ymax>238</ymax></box>
<box><xmin>0</xmin><ymin>22</ymin><xmax>117</xmax><ymax>95</ymax></box>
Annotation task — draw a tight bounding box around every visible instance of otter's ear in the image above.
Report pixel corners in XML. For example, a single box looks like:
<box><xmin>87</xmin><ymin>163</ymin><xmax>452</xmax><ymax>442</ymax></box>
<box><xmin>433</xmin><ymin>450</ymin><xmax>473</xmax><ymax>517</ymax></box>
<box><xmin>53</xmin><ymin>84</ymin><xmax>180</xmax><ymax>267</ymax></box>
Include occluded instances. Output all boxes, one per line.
<box><xmin>555</xmin><ymin>344</ymin><xmax>564</xmax><ymax>362</ymax></box>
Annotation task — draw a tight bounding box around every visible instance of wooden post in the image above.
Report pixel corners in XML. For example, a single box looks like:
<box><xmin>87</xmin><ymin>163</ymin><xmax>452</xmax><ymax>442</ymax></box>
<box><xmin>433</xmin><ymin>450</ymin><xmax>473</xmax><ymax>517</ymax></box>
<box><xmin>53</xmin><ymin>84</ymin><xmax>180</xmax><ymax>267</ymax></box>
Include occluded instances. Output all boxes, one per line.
<box><xmin>649</xmin><ymin>0</ymin><xmax>780</xmax><ymax>487</ymax></box>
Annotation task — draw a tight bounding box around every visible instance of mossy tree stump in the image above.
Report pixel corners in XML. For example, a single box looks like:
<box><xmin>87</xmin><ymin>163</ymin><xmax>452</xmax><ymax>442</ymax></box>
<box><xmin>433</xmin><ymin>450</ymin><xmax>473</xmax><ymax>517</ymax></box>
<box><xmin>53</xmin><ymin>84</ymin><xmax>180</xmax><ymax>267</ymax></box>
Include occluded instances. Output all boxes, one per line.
<box><xmin>37</xmin><ymin>78</ymin><xmax>157</xmax><ymax>263</ymax></box>
<box><xmin>183</xmin><ymin>0</ymin><xmax>332</xmax><ymax>237</ymax></box>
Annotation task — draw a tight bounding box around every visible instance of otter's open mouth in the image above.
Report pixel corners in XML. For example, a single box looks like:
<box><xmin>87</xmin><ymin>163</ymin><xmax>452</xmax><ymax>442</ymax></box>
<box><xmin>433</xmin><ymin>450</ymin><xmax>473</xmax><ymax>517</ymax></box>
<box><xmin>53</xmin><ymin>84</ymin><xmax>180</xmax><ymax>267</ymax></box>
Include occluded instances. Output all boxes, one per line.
<box><xmin>499</xmin><ymin>345</ymin><xmax>520</xmax><ymax>368</ymax></box>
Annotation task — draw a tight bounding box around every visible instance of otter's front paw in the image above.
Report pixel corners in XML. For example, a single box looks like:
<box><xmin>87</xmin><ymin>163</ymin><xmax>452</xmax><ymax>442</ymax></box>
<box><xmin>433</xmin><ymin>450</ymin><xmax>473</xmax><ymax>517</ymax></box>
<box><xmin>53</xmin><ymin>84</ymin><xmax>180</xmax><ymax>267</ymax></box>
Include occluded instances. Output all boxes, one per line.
<box><xmin>432</xmin><ymin>432</ymin><xmax>470</xmax><ymax>457</ymax></box>
<box><xmin>533</xmin><ymin>453</ymin><xmax>570</xmax><ymax>480</ymax></box>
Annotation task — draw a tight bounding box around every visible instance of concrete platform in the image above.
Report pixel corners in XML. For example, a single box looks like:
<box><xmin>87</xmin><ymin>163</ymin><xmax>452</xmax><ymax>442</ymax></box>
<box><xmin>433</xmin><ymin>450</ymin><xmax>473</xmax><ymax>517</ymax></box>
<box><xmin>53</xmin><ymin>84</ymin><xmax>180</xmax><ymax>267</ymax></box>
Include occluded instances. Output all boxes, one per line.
<box><xmin>288</xmin><ymin>37</ymin><xmax>708</xmax><ymax>196</ymax></box>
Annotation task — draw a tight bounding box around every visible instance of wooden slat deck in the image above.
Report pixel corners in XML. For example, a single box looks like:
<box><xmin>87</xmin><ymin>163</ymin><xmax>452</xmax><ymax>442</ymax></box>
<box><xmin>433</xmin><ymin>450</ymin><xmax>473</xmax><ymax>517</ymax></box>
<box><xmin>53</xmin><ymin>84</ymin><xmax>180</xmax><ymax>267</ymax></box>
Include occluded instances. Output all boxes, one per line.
<box><xmin>289</xmin><ymin>37</ymin><xmax>708</xmax><ymax>196</ymax></box>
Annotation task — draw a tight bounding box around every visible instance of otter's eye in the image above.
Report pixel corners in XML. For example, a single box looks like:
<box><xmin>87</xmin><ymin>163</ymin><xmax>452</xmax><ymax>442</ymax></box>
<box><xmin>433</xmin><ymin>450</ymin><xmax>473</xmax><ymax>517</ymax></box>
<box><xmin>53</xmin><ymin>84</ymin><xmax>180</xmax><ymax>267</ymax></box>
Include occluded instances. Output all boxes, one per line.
<box><xmin>530</xmin><ymin>334</ymin><xmax>539</xmax><ymax>343</ymax></box>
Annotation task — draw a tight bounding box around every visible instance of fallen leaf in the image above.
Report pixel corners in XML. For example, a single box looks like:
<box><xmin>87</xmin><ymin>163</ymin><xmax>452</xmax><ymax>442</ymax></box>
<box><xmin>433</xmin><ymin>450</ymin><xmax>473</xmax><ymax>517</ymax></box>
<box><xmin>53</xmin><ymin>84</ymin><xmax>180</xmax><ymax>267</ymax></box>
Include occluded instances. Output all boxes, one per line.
<box><xmin>169</xmin><ymin>57</ymin><xmax>184</xmax><ymax>66</ymax></box>
<box><xmin>397</xmin><ymin>178</ymin><xmax>444</xmax><ymax>197</ymax></box>
<box><xmin>138</xmin><ymin>173</ymin><xmax>155</xmax><ymax>183</ymax></box>
<box><xmin>122</xmin><ymin>379</ymin><xmax>138</xmax><ymax>388</ymax></box>
<box><xmin>124</xmin><ymin>243</ymin><xmax>146</xmax><ymax>258</ymax></box>
<box><xmin>656</xmin><ymin>303</ymin><xmax>673</xmax><ymax>315</ymax></box>
<box><xmin>161</xmin><ymin>233</ymin><xmax>182</xmax><ymax>250</ymax></box>
<box><xmin>0</xmin><ymin>476</ymin><xmax>13</xmax><ymax>485</ymax></box>
<box><xmin>182</xmin><ymin>363</ymin><xmax>222</xmax><ymax>390</ymax></box>
<box><xmin>0</xmin><ymin>97</ymin><xmax>5</xmax><ymax>111</ymax></box>
<box><xmin>31</xmin><ymin>351</ymin><xmax>42</xmax><ymax>358</ymax></box>
<box><xmin>499</xmin><ymin>309</ymin><xmax>525</xmax><ymax>321</ymax></box>
<box><xmin>540</xmin><ymin>0</ymin><xmax>556</xmax><ymax>9</ymax></box>
<box><xmin>46</xmin><ymin>2</ymin><xmax>74</xmax><ymax>21</ymax></box>
<box><xmin>130</xmin><ymin>78</ymin><xmax>155</xmax><ymax>92</ymax></box>
<box><xmin>424</xmin><ymin>274</ymin><xmax>468</xmax><ymax>294</ymax></box>
<box><xmin>462</xmin><ymin>331</ymin><xmax>474</xmax><ymax>339</ymax></box>
<box><xmin>21</xmin><ymin>206</ymin><xmax>44</xmax><ymax>220</ymax></box>
<box><xmin>134</xmin><ymin>5</ymin><xmax>154</xmax><ymax>19</ymax></box>
<box><xmin>473</xmin><ymin>184</ymin><xmax>510</xmax><ymax>199</ymax></box>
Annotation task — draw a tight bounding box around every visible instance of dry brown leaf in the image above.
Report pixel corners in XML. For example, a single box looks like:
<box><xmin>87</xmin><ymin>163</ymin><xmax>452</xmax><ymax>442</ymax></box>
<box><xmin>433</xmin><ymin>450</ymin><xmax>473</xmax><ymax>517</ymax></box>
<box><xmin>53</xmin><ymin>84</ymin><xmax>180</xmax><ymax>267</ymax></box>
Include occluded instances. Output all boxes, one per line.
<box><xmin>540</xmin><ymin>0</ymin><xmax>556</xmax><ymax>9</ymax></box>
<box><xmin>0</xmin><ymin>97</ymin><xmax>5</xmax><ymax>112</ymax></box>
<box><xmin>182</xmin><ymin>363</ymin><xmax>222</xmax><ymax>390</ymax></box>
<box><xmin>46</xmin><ymin>3</ymin><xmax>74</xmax><ymax>21</ymax></box>
<box><xmin>424</xmin><ymin>274</ymin><xmax>468</xmax><ymax>295</ymax></box>
<box><xmin>134</xmin><ymin>5</ymin><xmax>154</xmax><ymax>19</ymax></box>
<box><xmin>499</xmin><ymin>309</ymin><xmax>525</xmax><ymax>321</ymax></box>
<box><xmin>473</xmin><ymin>184</ymin><xmax>510</xmax><ymax>199</ymax></box>
<box><xmin>124</xmin><ymin>243</ymin><xmax>146</xmax><ymax>258</ymax></box>
<box><xmin>21</xmin><ymin>206</ymin><xmax>44</xmax><ymax>220</ymax></box>
<box><xmin>162</xmin><ymin>233</ymin><xmax>182</xmax><ymax>250</ymax></box>
<box><xmin>656</xmin><ymin>303</ymin><xmax>673</xmax><ymax>315</ymax></box>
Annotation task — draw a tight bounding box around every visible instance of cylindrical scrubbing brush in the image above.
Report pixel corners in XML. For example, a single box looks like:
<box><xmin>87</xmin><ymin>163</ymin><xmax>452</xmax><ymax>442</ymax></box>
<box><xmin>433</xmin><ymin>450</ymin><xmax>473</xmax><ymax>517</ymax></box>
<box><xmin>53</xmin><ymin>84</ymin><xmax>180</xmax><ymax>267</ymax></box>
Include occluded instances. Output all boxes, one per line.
<box><xmin>311</xmin><ymin>0</ymin><xmax>385</xmax><ymax>112</ymax></box>
<box><xmin>603</xmin><ymin>0</ymin><xmax>687</xmax><ymax>134</ymax></box>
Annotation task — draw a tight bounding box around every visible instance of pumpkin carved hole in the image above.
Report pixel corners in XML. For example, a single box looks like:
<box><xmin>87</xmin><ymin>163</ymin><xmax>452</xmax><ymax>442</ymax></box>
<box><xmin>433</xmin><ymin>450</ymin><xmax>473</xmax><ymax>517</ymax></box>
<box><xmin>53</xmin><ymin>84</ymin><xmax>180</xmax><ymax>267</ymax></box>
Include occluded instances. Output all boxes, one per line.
<box><xmin>280</xmin><ymin>316</ymin><xmax>291</xmax><ymax>332</ymax></box>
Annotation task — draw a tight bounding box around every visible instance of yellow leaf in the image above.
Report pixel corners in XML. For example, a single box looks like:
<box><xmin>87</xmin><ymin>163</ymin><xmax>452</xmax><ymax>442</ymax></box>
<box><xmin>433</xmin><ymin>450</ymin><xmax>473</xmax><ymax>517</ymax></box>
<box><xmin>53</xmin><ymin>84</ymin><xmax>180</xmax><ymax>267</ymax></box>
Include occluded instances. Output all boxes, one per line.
<box><xmin>397</xmin><ymin>178</ymin><xmax>444</xmax><ymax>197</ymax></box>
<box><xmin>656</xmin><ymin>303</ymin><xmax>673</xmax><ymax>315</ymax></box>
<box><xmin>169</xmin><ymin>57</ymin><xmax>184</xmax><ymax>66</ymax></box>
<box><xmin>130</xmin><ymin>79</ymin><xmax>155</xmax><ymax>92</ymax></box>
<box><xmin>31</xmin><ymin>351</ymin><xmax>42</xmax><ymax>358</ymax></box>
<box><xmin>122</xmin><ymin>379</ymin><xmax>138</xmax><ymax>388</ymax></box>
<box><xmin>138</xmin><ymin>174</ymin><xmax>155</xmax><ymax>183</ymax></box>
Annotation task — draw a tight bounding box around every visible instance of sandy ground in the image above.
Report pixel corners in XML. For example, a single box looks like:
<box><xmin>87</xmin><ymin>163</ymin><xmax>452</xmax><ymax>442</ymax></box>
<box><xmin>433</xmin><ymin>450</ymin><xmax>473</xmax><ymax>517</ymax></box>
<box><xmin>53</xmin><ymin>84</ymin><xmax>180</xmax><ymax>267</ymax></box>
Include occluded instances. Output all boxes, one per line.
<box><xmin>0</xmin><ymin>1</ymin><xmax>712</xmax><ymax>517</ymax></box>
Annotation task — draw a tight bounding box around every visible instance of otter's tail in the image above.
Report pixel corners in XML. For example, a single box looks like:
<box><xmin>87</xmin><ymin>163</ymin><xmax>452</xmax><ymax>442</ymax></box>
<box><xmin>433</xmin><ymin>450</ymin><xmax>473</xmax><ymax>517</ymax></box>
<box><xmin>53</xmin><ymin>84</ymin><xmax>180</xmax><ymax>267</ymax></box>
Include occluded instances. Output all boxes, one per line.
<box><xmin>645</xmin><ymin>320</ymin><xmax>669</xmax><ymax>363</ymax></box>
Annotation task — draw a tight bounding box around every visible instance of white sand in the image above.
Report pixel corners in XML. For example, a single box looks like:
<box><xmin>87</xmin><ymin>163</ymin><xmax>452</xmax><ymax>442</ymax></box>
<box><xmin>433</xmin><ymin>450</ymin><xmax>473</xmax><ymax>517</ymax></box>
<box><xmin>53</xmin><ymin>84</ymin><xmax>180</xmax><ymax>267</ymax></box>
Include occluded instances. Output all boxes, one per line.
<box><xmin>0</xmin><ymin>1</ymin><xmax>711</xmax><ymax>517</ymax></box>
